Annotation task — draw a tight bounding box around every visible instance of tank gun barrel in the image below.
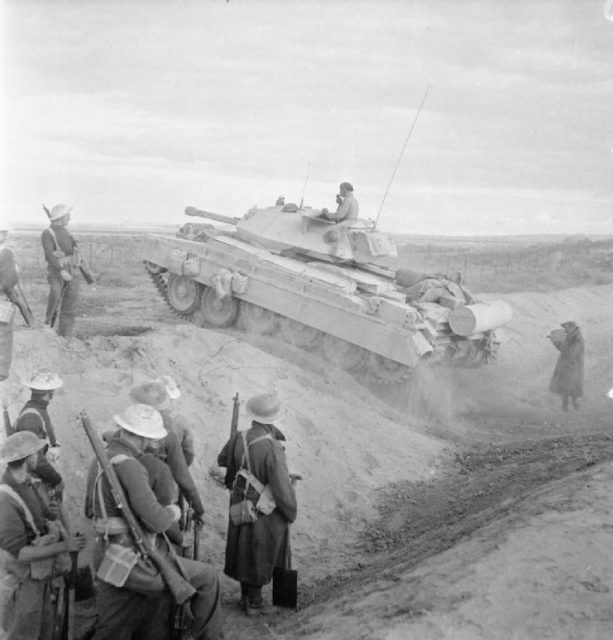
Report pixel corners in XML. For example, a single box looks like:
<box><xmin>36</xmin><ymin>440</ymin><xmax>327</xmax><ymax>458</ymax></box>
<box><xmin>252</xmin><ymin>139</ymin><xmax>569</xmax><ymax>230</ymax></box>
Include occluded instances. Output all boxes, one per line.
<box><xmin>185</xmin><ymin>206</ymin><xmax>241</xmax><ymax>226</ymax></box>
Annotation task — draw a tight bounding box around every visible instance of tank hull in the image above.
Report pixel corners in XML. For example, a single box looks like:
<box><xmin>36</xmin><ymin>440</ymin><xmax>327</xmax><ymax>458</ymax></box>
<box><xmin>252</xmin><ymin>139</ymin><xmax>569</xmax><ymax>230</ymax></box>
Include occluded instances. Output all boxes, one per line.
<box><xmin>139</xmin><ymin>231</ymin><xmax>511</xmax><ymax>372</ymax></box>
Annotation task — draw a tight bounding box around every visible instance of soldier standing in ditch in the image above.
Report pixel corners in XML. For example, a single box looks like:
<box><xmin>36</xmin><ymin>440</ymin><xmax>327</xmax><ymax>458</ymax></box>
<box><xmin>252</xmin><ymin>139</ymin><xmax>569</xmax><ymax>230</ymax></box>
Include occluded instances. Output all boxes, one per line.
<box><xmin>549</xmin><ymin>320</ymin><xmax>585</xmax><ymax>411</ymax></box>
<box><xmin>129</xmin><ymin>381</ymin><xmax>205</xmax><ymax>521</ymax></box>
<box><xmin>42</xmin><ymin>203</ymin><xmax>80</xmax><ymax>338</ymax></box>
<box><xmin>84</xmin><ymin>404</ymin><xmax>222</xmax><ymax>640</ymax></box>
<box><xmin>0</xmin><ymin>431</ymin><xmax>86</xmax><ymax>640</ymax></box>
<box><xmin>217</xmin><ymin>391</ymin><xmax>297</xmax><ymax>616</ymax></box>
<box><xmin>13</xmin><ymin>370</ymin><xmax>64</xmax><ymax>509</ymax></box>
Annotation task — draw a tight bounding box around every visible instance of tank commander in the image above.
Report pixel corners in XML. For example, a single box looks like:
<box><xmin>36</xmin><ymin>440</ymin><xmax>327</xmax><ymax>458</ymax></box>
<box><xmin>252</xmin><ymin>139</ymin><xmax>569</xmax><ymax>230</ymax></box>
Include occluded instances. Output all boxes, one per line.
<box><xmin>42</xmin><ymin>203</ymin><xmax>80</xmax><ymax>338</ymax></box>
<box><xmin>319</xmin><ymin>182</ymin><xmax>359</xmax><ymax>222</ymax></box>
<box><xmin>13</xmin><ymin>369</ymin><xmax>65</xmax><ymax>507</ymax></box>
<box><xmin>275</xmin><ymin>195</ymin><xmax>285</xmax><ymax>206</ymax></box>
<box><xmin>217</xmin><ymin>391</ymin><xmax>297</xmax><ymax>616</ymax></box>
<box><xmin>84</xmin><ymin>404</ymin><xmax>223</xmax><ymax>640</ymax></box>
<box><xmin>0</xmin><ymin>228</ymin><xmax>20</xmax><ymax>381</ymax></box>
<box><xmin>0</xmin><ymin>431</ymin><xmax>86</xmax><ymax>640</ymax></box>
<box><xmin>549</xmin><ymin>320</ymin><xmax>584</xmax><ymax>411</ymax></box>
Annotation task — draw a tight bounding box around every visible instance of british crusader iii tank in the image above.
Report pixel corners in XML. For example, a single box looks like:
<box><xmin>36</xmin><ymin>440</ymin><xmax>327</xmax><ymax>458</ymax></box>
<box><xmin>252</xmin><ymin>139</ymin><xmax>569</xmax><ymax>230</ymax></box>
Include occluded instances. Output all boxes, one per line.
<box><xmin>139</xmin><ymin>202</ymin><xmax>513</xmax><ymax>381</ymax></box>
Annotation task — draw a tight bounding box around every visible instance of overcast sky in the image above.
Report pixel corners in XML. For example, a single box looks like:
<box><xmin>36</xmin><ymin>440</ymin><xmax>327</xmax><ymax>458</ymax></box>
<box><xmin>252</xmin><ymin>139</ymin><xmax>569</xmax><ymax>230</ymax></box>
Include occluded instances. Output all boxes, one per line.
<box><xmin>1</xmin><ymin>0</ymin><xmax>612</xmax><ymax>235</ymax></box>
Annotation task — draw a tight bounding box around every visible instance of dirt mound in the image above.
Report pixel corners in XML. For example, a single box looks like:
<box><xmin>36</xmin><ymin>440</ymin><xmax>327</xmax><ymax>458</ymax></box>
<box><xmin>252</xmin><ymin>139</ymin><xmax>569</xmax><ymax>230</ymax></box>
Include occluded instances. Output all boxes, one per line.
<box><xmin>1</xmin><ymin>322</ymin><xmax>447</xmax><ymax>588</ymax></box>
<box><xmin>2</xmin><ymin>282</ymin><xmax>612</xmax><ymax>640</ymax></box>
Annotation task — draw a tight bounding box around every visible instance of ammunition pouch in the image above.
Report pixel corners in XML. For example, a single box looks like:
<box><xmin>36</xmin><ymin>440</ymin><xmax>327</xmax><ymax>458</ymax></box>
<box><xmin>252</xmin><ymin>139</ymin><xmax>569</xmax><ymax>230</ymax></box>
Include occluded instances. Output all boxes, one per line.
<box><xmin>229</xmin><ymin>499</ymin><xmax>258</xmax><ymax>526</ymax></box>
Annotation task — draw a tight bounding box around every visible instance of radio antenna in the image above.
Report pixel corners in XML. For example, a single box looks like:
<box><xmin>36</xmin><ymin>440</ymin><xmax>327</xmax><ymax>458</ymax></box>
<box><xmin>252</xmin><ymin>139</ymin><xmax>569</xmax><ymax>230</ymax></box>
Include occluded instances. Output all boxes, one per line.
<box><xmin>374</xmin><ymin>85</ymin><xmax>431</xmax><ymax>228</ymax></box>
<box><xmin>299</xmin><ymin>161</ymin><xmax>311</xmax><ymax>209</ymax></box>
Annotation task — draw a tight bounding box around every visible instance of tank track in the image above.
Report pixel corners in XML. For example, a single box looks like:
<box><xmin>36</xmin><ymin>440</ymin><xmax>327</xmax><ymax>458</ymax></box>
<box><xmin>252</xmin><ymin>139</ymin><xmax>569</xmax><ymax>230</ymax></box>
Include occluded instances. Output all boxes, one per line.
<box><xmin>145</xmin><ymin>265</ymin><xmax>201</xmax><ymax>323</ymax></box>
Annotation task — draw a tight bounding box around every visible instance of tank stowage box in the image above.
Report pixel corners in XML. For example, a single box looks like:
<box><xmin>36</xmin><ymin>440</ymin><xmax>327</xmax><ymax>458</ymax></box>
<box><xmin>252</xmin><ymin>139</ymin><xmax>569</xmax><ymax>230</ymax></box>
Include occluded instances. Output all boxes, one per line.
<box><xmin>139</xmin><ymin>203</ymin><xmax>513</xmax><ymax>381</ymax></box>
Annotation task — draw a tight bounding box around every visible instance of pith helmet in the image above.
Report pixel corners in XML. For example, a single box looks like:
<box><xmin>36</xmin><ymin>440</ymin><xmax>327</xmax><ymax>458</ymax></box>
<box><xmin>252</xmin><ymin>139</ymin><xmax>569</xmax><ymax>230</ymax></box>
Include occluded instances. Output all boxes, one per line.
<box><xmin>129</xmin><ymin>381</ymin><xmax>171</xmax><ymax>410</ymax></box>
<box><xmin>49</xmin><ymin>203</ymin><xmax>73</xmax><ymax>221</ymax></box>
<box><xmin>246</xmin><ymin>392</ymin><xmax>285</xmax><ymax>424</ymax></box>
<box><xmin>340</xmin><ymin>182</ymin><xmax>354</xmax><ymax>192</ymax></box>
<box><xmin>0</xmin><ymin>431</ymin><xmax>46</xmax><ymax>463</ymax></box>
<box><xmin>23</xmin><ymin>369</ymin><xmax>63</xmax><ymax>391</ymax></box>
<box><xmin>113</xmin><ymin>404</ymin><xmax>166</xmax><ymax>439</ymax></box>
<box><xmin>156</xmin><ymin>375</ymin><xmax>181</xmax><ymax>400</ymax></box>
<box><xmin>561</xmin><ymin>320</ymin><xmax>578</xmax><ymax>329</ymax></box>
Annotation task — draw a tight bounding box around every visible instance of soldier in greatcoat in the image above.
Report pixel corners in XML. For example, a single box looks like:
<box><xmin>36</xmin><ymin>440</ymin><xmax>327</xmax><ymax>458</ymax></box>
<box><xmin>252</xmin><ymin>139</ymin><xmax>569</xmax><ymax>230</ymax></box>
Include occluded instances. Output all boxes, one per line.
<box><xmin>217</xmin><ymin>392</ymin><xmax>297</xmax><ymax>616</ymax></box>
<box><xmin>549</xmin><ymin>320</ymin><xmax>585</xmax><ymax>411</ymax></box>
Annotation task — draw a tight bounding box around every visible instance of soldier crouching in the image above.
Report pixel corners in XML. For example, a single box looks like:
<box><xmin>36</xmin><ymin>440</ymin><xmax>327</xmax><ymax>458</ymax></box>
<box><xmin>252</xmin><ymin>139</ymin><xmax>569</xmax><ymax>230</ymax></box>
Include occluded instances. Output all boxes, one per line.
<box><xmin>84</xmin><ymin>404</ymin><xmax>223</xmax><ymax>640</ymax></box>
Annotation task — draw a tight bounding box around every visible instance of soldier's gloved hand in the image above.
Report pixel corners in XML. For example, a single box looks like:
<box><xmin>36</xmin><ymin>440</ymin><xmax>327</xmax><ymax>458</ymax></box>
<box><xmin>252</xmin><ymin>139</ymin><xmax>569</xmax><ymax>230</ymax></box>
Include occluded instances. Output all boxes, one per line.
<box><xmin>166</xmin><ymin>504</ymin><xmax>181</xmax><ymax>523</ymax></box>
<box><xmin>335</xmin><ymin>193</ymin><xmax>343</xmax><ymax>206</ymax></box>
<box><xmin>193</xmin><ymin>513</ymin><xmax>205</xmax><ymax>529</ymax></box>
<box><xmin>60</xmin><ymin>269</ymin><xmax>72</xmax><ymax>282</ymax></box>
<box><xmin>47</xmin><ymin>446</ymin><xmax>61</xmax><ymax>464</ymax></box>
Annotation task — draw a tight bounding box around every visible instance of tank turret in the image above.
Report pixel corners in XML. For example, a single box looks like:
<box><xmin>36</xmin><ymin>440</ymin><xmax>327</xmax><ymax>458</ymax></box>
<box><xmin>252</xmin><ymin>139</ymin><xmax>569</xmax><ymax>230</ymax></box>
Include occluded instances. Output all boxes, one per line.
<box><xmin>184</xmin><ymin>204</ymin><xmax>397</xmax><ymax>267</ymax></box>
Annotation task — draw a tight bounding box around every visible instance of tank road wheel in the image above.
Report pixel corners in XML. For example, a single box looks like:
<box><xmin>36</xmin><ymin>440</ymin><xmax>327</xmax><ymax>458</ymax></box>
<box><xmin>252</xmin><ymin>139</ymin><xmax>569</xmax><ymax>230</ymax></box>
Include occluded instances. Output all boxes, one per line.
<box><xmin>369</xmin><ymin>352</ymin><xmax>412</xmax><ymax>382</ymax></box>
<box><xmin>200</xmin><ymin>286</ymin><xmax>239</xmax><ymax>328</ymax></box>
<box><xmin>166</xmin><ymin>275</ymin><xmax>202</xmax><ymax>315</ymax></box>
<box><xmin>279</xmin><ymin>318</ymin><xmax>322</xmax><ymax>348</ymax></box>
<box><xmin>239</xmin><ymin>302</ymin><xmax>279</xmax><ymax>334</ymax></box>
<box><xmin>322</xmin><ymin>335</ymin><xmax>368</xmax><ymax>372</ymax></box>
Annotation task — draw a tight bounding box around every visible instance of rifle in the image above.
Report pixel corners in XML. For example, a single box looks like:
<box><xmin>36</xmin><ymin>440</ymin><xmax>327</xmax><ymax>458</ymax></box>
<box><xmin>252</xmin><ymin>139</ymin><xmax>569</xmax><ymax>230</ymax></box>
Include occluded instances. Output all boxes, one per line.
<box><xmin>230</xmin><ymin>392</ymin><xmax>240</xmax><ymax>437</ymax></box>
<box><xmin>223</xmin><ymin>393</ymin><xmax>240</xmax><ymax>488</ymax></box>
<box><xmin>6</xmin><ymin>283</ymin><xmax>34</xmax><ymax>327</ymax></box>
<box><xmin>43</xmin><ymin>204</ymin><xmax>94</xmax><ymax>285</ymax></box>
<box><xmin>2</xmin><ymin>400</ymin><xmax>12</xmax><ymax>437</ymax></box>
<box><xmin>78</xmin><ymin>411</ymin><xmax>196</xmax><ymax>604</ymax></box>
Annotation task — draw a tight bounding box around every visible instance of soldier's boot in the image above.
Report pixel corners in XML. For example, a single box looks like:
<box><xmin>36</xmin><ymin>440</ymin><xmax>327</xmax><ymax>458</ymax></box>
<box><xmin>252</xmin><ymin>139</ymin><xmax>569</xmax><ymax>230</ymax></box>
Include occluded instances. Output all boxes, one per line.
<box><xmin>245</xmin><ymin>599</ymin><xmax>277</xmax><ymax>617</ymax></box>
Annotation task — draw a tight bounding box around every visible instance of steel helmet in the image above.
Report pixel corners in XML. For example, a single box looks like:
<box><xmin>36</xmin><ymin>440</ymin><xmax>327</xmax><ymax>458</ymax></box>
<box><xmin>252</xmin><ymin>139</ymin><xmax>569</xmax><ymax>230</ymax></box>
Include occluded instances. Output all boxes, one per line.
<box><xmin>156</xmin><ymin>375</ymin><xmax>181</xmax><ymax>400</ymax></box>
<box><xmin>129</xmin><ymin>381</ymin><xmax>171</xmax><ymax>410</ymax></box>
<box><xmin>113</xmin><ymin>404</ymin><xmax>166</xmax><ymax>439</ymax></box>
<box><xmin>0</xmin><ymin>431</ymin><xmax>46</xmax><ymax>464</ymax></box>
<box><xmin>49</xmin><ymin>203</ymin><xmax>73</xmax><ymax>221</ymax></box>
<box><xmin>246</xmin><ymin>392</ymin><xmax>285</xmax><ymax>424</ymax></box>
<box><xmin>23</xmin><ymin>369</ymin><xmax>63</xmax><ymax>391</ymax></box>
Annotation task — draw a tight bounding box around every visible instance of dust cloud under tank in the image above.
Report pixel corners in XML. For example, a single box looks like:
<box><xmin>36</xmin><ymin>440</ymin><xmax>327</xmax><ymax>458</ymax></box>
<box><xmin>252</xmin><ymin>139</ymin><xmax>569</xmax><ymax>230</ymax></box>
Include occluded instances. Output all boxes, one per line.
<box><xmin>139</xmin><ymin>202</ymin><xmax>513</xmax><ymax>382</ymax></box>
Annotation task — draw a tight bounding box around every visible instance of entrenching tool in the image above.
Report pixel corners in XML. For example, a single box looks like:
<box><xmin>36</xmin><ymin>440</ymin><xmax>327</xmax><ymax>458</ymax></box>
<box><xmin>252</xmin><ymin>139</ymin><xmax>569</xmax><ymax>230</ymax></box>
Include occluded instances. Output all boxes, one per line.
<box><xmin>272</xmin><ymin>472</ymin><xmax>302</xmax><ymax>609</ymax></box>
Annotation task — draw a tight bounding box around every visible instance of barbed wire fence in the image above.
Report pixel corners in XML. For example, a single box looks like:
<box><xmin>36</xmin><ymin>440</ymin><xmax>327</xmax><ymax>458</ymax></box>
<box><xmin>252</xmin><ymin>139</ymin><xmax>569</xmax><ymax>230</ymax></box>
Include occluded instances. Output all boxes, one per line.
<box><xmin>11</xmin><ymin>234</ymin><xmax>610</xmax><ymax>292</ymax></box>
